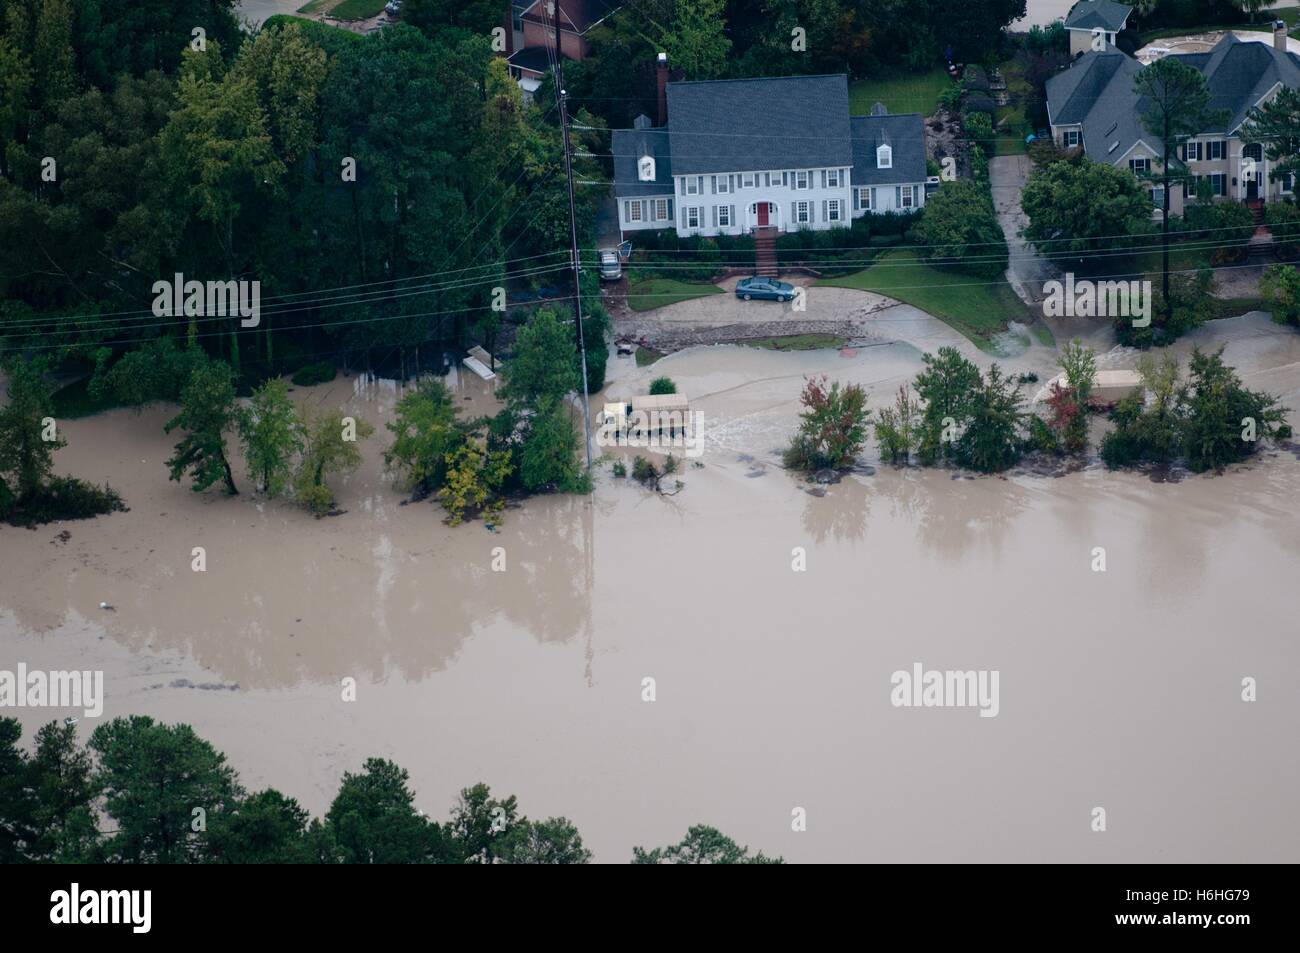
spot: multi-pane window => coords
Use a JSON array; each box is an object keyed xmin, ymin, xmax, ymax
[
  {"xmin": 1207, "ymin": 173, "xmax": 1227, "ymax": 196},
  {"xmin": 1207, "ymin": 140, "xmax": 1225, "ymax": 161},
  {"xmin": 627, "ymin": 200, "xmax": 642, "ymax": 222},
  {"xmin": 686, "ymin": 206, "xmax": 700, "ymax": 229},
  {"xmin": 827, "ymin": 169, "xmax": 841, "ymax": 188},
  {"xmin": 1283, "ymin": 173, "xmax": 1295, "ymax": 193},
  {"xmin": 685, "ymin": 177, "xmax": 699, "ymax": 195},
  {"xmin": 858, "ymin": 187, "xmax": 872, "ymax": 210},
  {"xmin": 1129, "ymin": 157, "xmax": 1150, "ymax": 175},
  {"xmin": 655, "ymin": 198, "xmax": 669, "ymax": 220},
  {"xmin": 742, "ymin": 173, "xmax": 757, "ymax": 189},
  {"xmin": 718, "ymin": 205, "xmax": 732, "ymax": 227},
  {"xmin": 825, "ymin": 200, "xmax": 843, "ymax": 222},
  {"xmin": 1185, "ymin": 141, "xmax": 1202, "ymax": 161},
  {"xmin": 795, "ymin": 201, "xmax": 811, "ymax": 224},
  {"xmin": 1063, "ymin": 129, "xmax": 1081, "ymax": 148},
  {"xmin": 1151, "ymin": 186, "xmax": 1165, "ymax": 209},
  {"xmin": 899, "ymin": 186, "xmax": 914, "ymax": 209},
  {"xmin": 795, "ymin": 171, "xmax": 810, "ymax": 189}
]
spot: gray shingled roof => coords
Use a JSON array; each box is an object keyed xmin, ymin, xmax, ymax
[
  {"xmin": 1063, "ymin": 0, "xmax": 1132, "ymax": 33},
  {"xmin": 850, "ymin": 114, "xmax": 927, "ymax": 185},
  {"xmin": 1047, "ymin": 35, "xmax": 1300, "ymax": 165},
  {"xmin": 664, "ymin": 74, "xmax": 852, "ymax": 175},
  {"xmin": 612, "ymin": 118, "xmax": 674, "ymax": 197}
]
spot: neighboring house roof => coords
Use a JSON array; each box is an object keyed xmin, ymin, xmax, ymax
[
  {"xmin": 665, "ymin": 74, "xmax": 853, "ymax": 175},
  {"xmin": 1063, "ymin": 0, "xmax": 1132, "ymax": 33},
  {"xmin": 1046, "ymin": 34, "xmax": 1300, "ymax": 164},
  {"xmin": 850, "ymin": 113, "xmax": 927, "ymax": 186},
  {"xmin": 612, "ymin": 115, "xmax": 674, "ymax": 196},
  {"xmin": 507, "ymin": 46, "xmax": 569, "ymax": 74},
  {"xmin": 520, "ymin": 0, "xmax": 618, "ymax": 35}
]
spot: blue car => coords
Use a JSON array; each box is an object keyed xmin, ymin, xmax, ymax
[{"xmin": 736, "ymin": 276, "xmax": 795, "ymax": 302}]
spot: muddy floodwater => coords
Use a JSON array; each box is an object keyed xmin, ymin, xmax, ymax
[{"xmin": 4, "ymin": 318, "xmax": 1300, "ymax": 863}]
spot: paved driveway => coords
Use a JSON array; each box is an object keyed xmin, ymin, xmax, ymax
[{"xmin": 989, "ymin": 154, "xmax": 1059, "ymax": 309}]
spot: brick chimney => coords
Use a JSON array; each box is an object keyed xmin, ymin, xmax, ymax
[
  {"xmin": 1275, "ymin": 20, "xmax": 1288, "ymax": 53},
  {"xmin": 656, "ymin": 52, "xmax": 669, "ymax": 127}
]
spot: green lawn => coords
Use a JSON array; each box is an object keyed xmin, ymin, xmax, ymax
[
  {"xmin": 635, "ymin": 346, "xmax": 664, "ymax": 367},
  {"xmin": 626, "ymin": 278, "xmax": 723, "ymax": 312},
  {"xmin": 742, "ymin": 333, "xmax": 849, "ymax": 351},
  {"xmin": 818, "ymin": 248, "xmax": 1029, "ymax": 351},
  {"xmin": 849, "ymin": 67, "xmax": 953, "ymax": 117},
  {"xmin": 295, "ymin": 0, "xmax": 334, "ymax": 12},
  {"xmin": 326, "ymin": 0, "xmax": 386, "ymax": 19}
]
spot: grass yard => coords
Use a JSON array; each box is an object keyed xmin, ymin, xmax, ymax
[
  {"xmin": 849, "ymin": 67, "xmax": 953, "ymax": 117},
  {"xmin": 625, "ymin": 278, "xmax": 723, "ymax": 312},
  {"xmin": 818, "ymin": 248, "xmax": 1029, "ymax": 351},
  {"xmin": 634, "ymin": 346, "xmax": 665, "ymax": 367},
  {"xmin": 295, "ymin": 0, "xmax": 335, "ymax": 13},
  {"xmin": 742, "ymin": 334, "xmax": 849, "ymax": 351},
  {"xmin": 331, "ymin": 0, "xmax": 387, "ymax": 17}
]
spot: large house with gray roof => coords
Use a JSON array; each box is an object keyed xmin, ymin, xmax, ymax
[
  {"xmin": 1047, "ymin": 24, "xmax": 1300, "ymax": 217},
  {"xmin": 612, "ymin": 73, "xmax": 928, "ymax": 239}
]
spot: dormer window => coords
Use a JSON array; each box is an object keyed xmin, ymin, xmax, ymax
[
  {"xmin": 877, "ymin": 145, "xmax": 892, "ymax": 169},
  {"xmin": 638, "ymin": 155, "xmax": 656, "ymax": 182}
]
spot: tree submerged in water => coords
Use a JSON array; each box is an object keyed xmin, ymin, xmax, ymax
[{"xmin": 783, "ymin": 375, "xmax": 870, "ymax": 472}]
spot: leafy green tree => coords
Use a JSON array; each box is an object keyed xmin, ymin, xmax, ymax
[
  {"xmin": 91, "ymin": 340, "xmax": 208, "ymax": 408},
  {"xmin": 403, "ymin": 0, "xmax": 503, "ymax": 37},
  {"xmin": 1021, "ymin": 153, "xmax": 1151, "ymax": 259},
  {"xmin": 783, "ymin": 375, "xmax": 870, "ymax": 470},
  {"xmin": 437, "ymin": 439, "xmax": 513, "ymax": 526},
  {"xmin": 0, "ymin": 355, "xmax": 63, "ymax": 499},
  {"xmin": 383, "ymin": 377, "xmax": 466, "ymax": 497},
  {"xmin": 500, "ymin": 816, "xmax": 592, "ymax": 865},
  {"xmin": 1261, "ymin": 263, "xmax": 1300, "ymax": 327},
  {"xmin": 913, "ymin": 346, "xmax": 982, "ymax": 464},
  {"xmin": 519, "ymin": 396, "xmax": 584, "ymax": 492},
  {"xmin": 89, "ymin": 716, "xmax": 243, "ymax": 863},
  {"xmin": 632, "ymin": 824, "xmax": 783, "ymax": 864},
  {"xmin": 294, "ymin": 408, "xmax": 374, "ymax": 515},
  {"xmin": 25, "ymin": 721, "xmax": 100, "ymax": 863},
  {"xmin": 913, "ymin": 178, "xmax": 1007, "ymax": 278},
  {"xmin": 0, "ymin": 718, "xmax": 35, "ymax": 863},
  {"xmin": 1133, "ymin": 57, "xmax": 1225, "ymax": 318},
  {"xmin": 205, "ymin": 789, "xmax": 313, "ymax": 864},
  {"xmin": 448, "ymin": 783, "xmax": 519, "ymax": 864},
  {"xmin": 1056, "ymin": 339, "xmax": 1096, "ymax": 452},
  {"xmin": 325, "ymin": 758, "xmax": 449, "ymax": 864},
  {"xmin": 658, "ymin": 0, "xmax": 732, "ymax": 80},
  {"xmin": 1183, "ymin": 346, "xmax": 1288, "ymax": 471},
  {"xmin": 164, "ymin": 359, "xmax": 240, "ymax": 495},
  {"xmin": 874, "ymin": 384, "xmax": 919, "ymax": 463},
  {"xmin": 238, "ymin": 377, "xmax": 302, "ymax": 495},
  {"xmin": 500, "ymin": 308, "xmax": 579, "ymax": 409},
  {"xmin": 954, "ymin": 363, "xmax": 1025, "ymax": 473}
]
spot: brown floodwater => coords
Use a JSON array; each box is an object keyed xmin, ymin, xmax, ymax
[{"xmin": 3, "ymin": 314, "xmax": 1300, "ymax": 863}]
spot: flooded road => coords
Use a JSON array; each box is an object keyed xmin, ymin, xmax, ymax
[{"xmin": 3, "ymin": 321, "xmax": 1300, "ymax": 862}]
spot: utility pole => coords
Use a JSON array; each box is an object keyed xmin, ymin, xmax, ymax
[{"xmin": 553, "ymin": 6, "xmax": 593, "ymax": 468}]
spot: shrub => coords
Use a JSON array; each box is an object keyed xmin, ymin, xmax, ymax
[
  {"xmin": 1115, "ymin": 270, "xmax": 1213, "ymax": 348},
  {"xmin": 782, "ymin": 376, "xmax": 870, "ymax": 471},
  {"xmin": 912, "ymin": 179, "xmax": 1007, "ymax": 278},
  {"xmin": 649, "ymin": 377, "xmax": 676, "ymax": 395},
  {"xmin": 631, "ymin": 455, "xmax": 658, "ymax": 484},
  {"xmin": 1266, "ymin": 201, "xmax": 1300, "ymax": 258},
  {"xmin": 611, "ymin": 460, "xmax": 627, "ymax": 478},
  {"xmin": 291, "ymin": 361, "xmax": 337, "ymax": 386},
  {"xmin": 3, "ymin": 476, "xmax": 126, "ymax": 527}
]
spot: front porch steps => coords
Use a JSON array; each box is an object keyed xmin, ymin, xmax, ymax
[{"xmin": 754, "ymin": 226, "xmax": 779, "ymax": 277}]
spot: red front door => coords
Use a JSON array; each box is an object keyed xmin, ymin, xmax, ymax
[{"xmin": 757, "ymin": 202, "xmax": 769, "ymax": 226}]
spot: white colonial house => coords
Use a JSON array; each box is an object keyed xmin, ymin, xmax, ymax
[{"xmin": 612, "ymin": 73, "xmax": 928, "ymax": 239}]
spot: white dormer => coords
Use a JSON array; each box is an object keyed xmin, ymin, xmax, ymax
[
  {"xmin": 877, "ymin": 144, "xmax": 892, "ymax": 169},
  {"xmin": 638, "ymin": 155, "xmax": 656, "ymax": 182}
]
